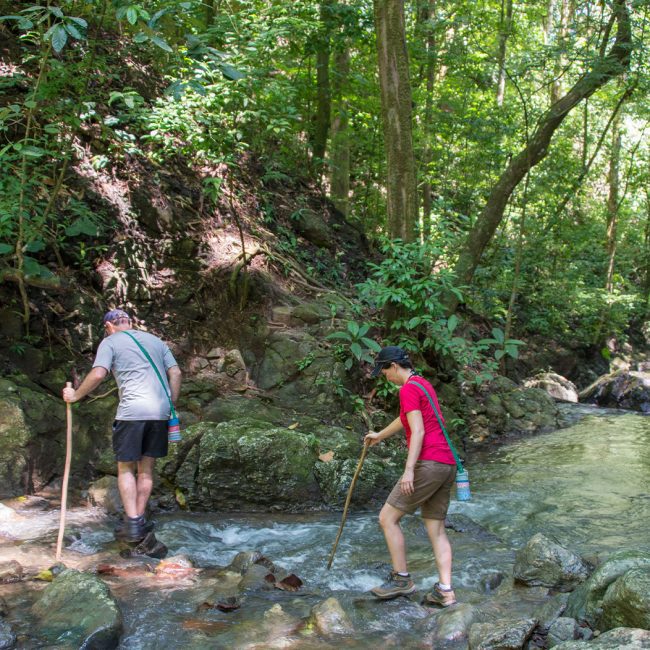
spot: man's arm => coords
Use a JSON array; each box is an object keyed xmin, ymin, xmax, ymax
[
  {"xmin": 62, "ymin": 367, "xmax": 108, "ymax": 402},
  {"xmin": 167, "ymin": 365, "xmax": 182, "ymax": 405}
]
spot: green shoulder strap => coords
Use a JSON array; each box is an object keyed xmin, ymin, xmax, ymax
[
  {"xmin": 123, "ymin": 331, "xmax": 176, "ymax": 419},
  {"xmin": 408, "ymin": 379, "xmax": 464, "ymax": 472}
]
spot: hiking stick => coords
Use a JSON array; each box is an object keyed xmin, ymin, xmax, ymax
[
  {"xmin": 55, "ymin": 382, "xmax": 73, "ymax": 561},
  {"xmin": 327, "ymin": 439, "xmax": 370, "ymax": 570}
]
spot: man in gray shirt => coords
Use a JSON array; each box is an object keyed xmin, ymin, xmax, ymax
[{"xmin": 63, "ymin": 309, "xmax": 182, "ymax": 542}]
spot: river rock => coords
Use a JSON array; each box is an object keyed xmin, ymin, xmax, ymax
[
  {"xmin": 523, "ymin": 373, "xmax": 578, "ymax": 403},
  {"xmin": 468, "ymin": 617, "xmax": 537, "ymax": 649},
  {"xmin": 533, "ymin": 592, "xmax": 569, "ymax": 633},
  {"xmin": 565, "ymin": 549, "xmax": 650, "ymax": 625},
  {"xmin": 514, "ymin": 533, "xmax": 590, "ymax": 591},
  {"xmin": 0, "ymin": 621, "xmax": 16, "ymax": 650},
  {"xmin": 88, "ymin": 476, "xmax": 122, "ymax": 514},
  {"xmin": 599, "ymin": 566, "xmax": 650, "ymax": 630},
  {"xmin": 430, "ymin": 603, "xmax": 478, "ymax": 643},
  {"xmin": 0, "ymin": 381, "xmax": 33, "ymax": 498},
  {"xmin": 579, "ymin": 370, "xmax": 650, "ymax": 412},
  {"xmin": 0, "ymin": 561, "xmax": 22, "ymax": 584},
  {"xmin": 31, "ymin": 569, "xmax": 122, "ymax": 648},
  {"xmin": 309, "ymin": 597, "xmax": 354, "ymax": 636},
  {"xmin": 547, "ymin": 617, "xmax": 580, "ymax": 647},
  {"xmin": 553, "ymin": 627, "xmax": 650, "ymax": 649},
  {"xmin": 173, "ymin": 418, "xmax": 321, "ymax": 511}
]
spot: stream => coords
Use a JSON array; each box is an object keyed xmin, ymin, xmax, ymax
[{"xmin": 1, "ymin": 405, "xmax": 649, "ymax": 648}]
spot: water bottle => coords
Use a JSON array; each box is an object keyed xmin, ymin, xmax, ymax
[
  {"xmin": 455, "ymin": 468, "xmax": 471, "ymax": 501},
  {"xmin": 168, "ymin": 416, "xmax": 182, "ymax": 443}
]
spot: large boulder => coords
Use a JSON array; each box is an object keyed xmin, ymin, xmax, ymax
[
  {"xmin": 31, "ymin": 569, "xmax": 122, "ymax": 648},
  {"xmin": 580, "ymin": 370, "xmax": 650, "ymax": 412},
  {"xmin": 0, "ymin": 381, "xmax": 32, "ymax": 497},
  {"xmin": 599, "ymin": 567, "xmax": 650, "ymax": 630},
  {"xmin": 565, "ymin": 550, "xmax": 650, "ymax": 626},
  {"xmin": 174, "ymin": 418, "xmax": 321, "ymax": 510},
  {"xmin": 309, "ymin": 597, "xmax": 354, "ymax": 636},
  {"xmin": 553, "ymin": 627, "xmax": 650, "ymax": 649},
  {"xmin": 514, "ymin": 533, "xmax": 590, "ymax": 591},
  {"xmin": 292, "ymin": 208, "xmax": 332, "ymax": 248},
  {"xmin": 523, "ymin": 373, "xmax": 578, "ymax": 403}
]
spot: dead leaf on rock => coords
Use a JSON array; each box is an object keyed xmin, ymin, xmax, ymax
[
  {"xmin": 319, "ymin": 450, "xmax": 335, "ymax": 462},
  {"xmin": 288, "ymin": 422, "xmax": 299, "ymax": 429}
]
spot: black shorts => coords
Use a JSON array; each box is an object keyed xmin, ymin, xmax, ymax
[{"xmin": 112, "ymin": 420, "xmax": 168, "ymax": 462}]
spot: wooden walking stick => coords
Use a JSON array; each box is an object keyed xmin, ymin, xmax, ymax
[
  {"xmin": 327, "ymin": 439, "xmax": 370, "ymax": 570},
  {"xmin": 56, "ymin": 382, "xmax": 73, "ymax": 561}
]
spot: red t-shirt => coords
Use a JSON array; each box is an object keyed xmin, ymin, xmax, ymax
[{"xmin": 399, "ymin": 376, "xmax": 456, "ymax": 465}]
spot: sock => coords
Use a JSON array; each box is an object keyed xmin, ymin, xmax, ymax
[
  {"xmin": 438, "ymin": 582, "xmax": 451, "ymax": 590},
  {"xmin": 397, "ymin": 572, "xmax": 410, "ymax": 577}
]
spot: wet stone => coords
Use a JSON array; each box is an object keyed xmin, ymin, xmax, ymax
[
  {"xmin": 547, "ymin": 617, "xmax": 580, "ymax": 647},
  {"xmin": 309, "ymin": 597, "xmax": 354, "ymax": 636},
  {"xmin": 31, "ymin": 569, "xmax": 122, "ymax": 649},
  {"xmin": 514, "ymin": 533, "xmax": 590, "ymax": 591},
  {"xmin": 552, "ymin": 627, "xmax": 650, "ymax": 649},
  {"xmin": 0, "ymin": 561, "xmax": 22, "ymax": 584},
  {"xmin": 0, "ymin": 620, "xmax": 16, "ymax": 650},
  {"xmin": 468, "ymin": 617, "xmax": 537, "ymax": 649}
]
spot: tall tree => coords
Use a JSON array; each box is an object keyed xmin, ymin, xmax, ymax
[
  {"xmin": 313, "ymin": 0, "xmax": 333, "ymax": 175},
  {"xmin": 373, "ymin": 0, "xmax": 418, "ymax": 242},
  {"xmin": 446, "ymin": 0, "xmax": 632, "ymax": 312},
  {"xmin": 329, "ymin": 44, "xmax": 351, "ymax": 216},
  {"xmin": 605, "ymin": 113, "xmax": 622, "ymax": 292},
  {"xmin": 495, "ymin": 0, "xmax": 514, "ymax": 107}
]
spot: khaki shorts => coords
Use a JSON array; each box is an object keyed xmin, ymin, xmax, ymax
[{"xmin": 387, "ymin": 461, "xmax": 456, "ymax": 520}]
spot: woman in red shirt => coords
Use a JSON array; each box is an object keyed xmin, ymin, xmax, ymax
[{"xmin": 365, "ymin": 346, "xmax": 457, "ymax": 606}]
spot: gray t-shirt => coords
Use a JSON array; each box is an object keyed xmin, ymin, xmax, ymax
[{"xmin": 93, "ymin": 330, "xmax": 178, "ymax": 421}]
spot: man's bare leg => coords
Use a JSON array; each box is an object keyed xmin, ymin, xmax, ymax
[
  {"xmin": 117, "ymin": 461, "xmax": 139, "ymax": 518},
  {"xmin": 136, "ymin": 456, "xmax": 155, "ymax": 517}
]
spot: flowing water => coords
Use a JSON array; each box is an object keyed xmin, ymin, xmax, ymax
[{"xmin": 1, "ymin": 406, "xmax": 650, "ymax": 648}]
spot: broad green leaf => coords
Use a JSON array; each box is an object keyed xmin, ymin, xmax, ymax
[
  {"xmin": 358, "ymin": 323, "xmax": 370, "ymax": 337},
  {"xmin": 350, "ymin": 342, "xmax": 362, "ymax": 360},
  {"xmin": 64, "ymin": 22, "xmax": 83, "ymax": 39},
  {"xmin": 325, "ymin": 332, "xmax": 351, "ymax": 341},
  {"xmin": 347, "ymin": 321, "xmax": 359, "ymax": 337},
  {"xmin": 69, "ymin": 16, "xmax": 87, "ymax": 28},
  {"xmin": 0, "ymin": 243, "xmax": 13, "ymax": 255},
  {"xmin": 133, "ymin": 32, "xmax": 148, "ymax": 43},
  {"xmin": 23, "ymin": 256, "xmax": 53, "ymax": 278},
  {"xmin": 43, "ymin": 124, "xmax": 59, "ymax": 134},
  {"xmin": 505, "ymin": 345, "xmax": 519, "ymax": 359},
  {"xmin": 491, "ymin": 327, "xmax": 505, "ymax": 344},
  {"xmin": 126, "ymin": 7, "xmax": 138, "ymax": 25},
  {"xmin": 361, "ymin": 337, "xmax": 381, "ymax": 352},
  {"xmin": 49, "ymin": 7, "xmax": 64, "ymax": 18},
  {"xmin": 220, "ymin": 63, "xmax": 246, "ymax": 80},
  {"xmin": 494, "ymin": 349, "xmax": 505, "ymax": 360},
  {"xmin": 150, "ymin": 35, "xmax": 172, "ymax": 52},
  {"xmin": 25, "ymin": 240, "xmax": 45, "ymax": 253},
  {"xmin": 447, "ymin": 314, "xmax": 458, "ymax": 332},
  {"xmin": 65, "ymin": 216, "xmax": 99, "ymax": 237},
  {"xmin": 21, "ymin": 145, "xmax": 47, "ymax": 157},
  {"xmin": 407, "ymin": 316, "xmax": 421, "ymax": 328},
  {"xmin": 51, "ymin": 24, "xmax": 68, "ymax": 52}
]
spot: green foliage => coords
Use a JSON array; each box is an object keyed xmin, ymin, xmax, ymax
[
  {"xmin": 326, "ymin": 321, "xmax": 381, "ymax": 371},
  {"xmin": 478, "ymin": 328, "xmax": 526, "ymax": 361}
]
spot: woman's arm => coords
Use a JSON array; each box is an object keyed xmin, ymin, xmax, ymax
[
  {"xmin": 364, "ymin": 416, "xmax": 403, "ymax": 446},
  {"xmin": 400, "ymin": 410, "xmax": 425, "ymax": 495}
]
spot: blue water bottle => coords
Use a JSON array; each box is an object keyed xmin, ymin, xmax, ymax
[
  {"xmin": 455, "ymin": 468, "xmax": 471, "ymax": 501},
  {"xmin": 168, "ymin": 415, "xmax": 182, "ymax": 443}
]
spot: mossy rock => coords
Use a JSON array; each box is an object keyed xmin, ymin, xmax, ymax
[{"xmin": 31, "ymin": 569, "xmax": 122, "ymax": 648}]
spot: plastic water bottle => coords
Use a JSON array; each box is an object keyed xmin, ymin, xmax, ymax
[
  {"xmin": 168, "ymin": 416, "xmax": 182, "ymax": 443},
  {"xmin": 455, "ymin": 468, "xmax": 471, "ymax": 501}
]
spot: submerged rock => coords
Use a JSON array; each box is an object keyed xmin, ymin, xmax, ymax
[
  {"xmin": 309, "ymin": 597, "xmax": 354, "ymax": 636},
  {"xmin": 565, "ymin": 549, "xmax": 650, "ymax": 626},
  {"xmin": 599, "ymin": 566, "xmax": 650, "ymax": 630},
  {"xmin": 0, "ymin": 620, "xmax": 16, "ymax": 650},
  {"xmin": 514, "ymin": 533, "xmax": 590, "ymax": 591},
  {"xmin": 468, "ymin": 617, "xmax": 537, "ymax": 649},
  {"xmin": 553, "ymin": 627, "xmax": 650, "ymax": 649},
  {"xmin": 31, "ymin": 569, "xmax": 122, "ymax": 648}
]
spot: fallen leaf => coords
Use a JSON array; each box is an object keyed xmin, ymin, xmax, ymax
[
  {"xmin": 274, "ymin": 573, "xmax": 303, "ymax": 592},
  {"xmin": 319, "ymin": 450, "xmax": 335, "ymax": 462},
  {"xmin": 288, "ymin": 422, "xmax": 299, "ymax": 429}
]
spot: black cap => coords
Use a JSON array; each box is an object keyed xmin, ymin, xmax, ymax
[{"xmin": 371, "ymin": 346, "xmax": 410, "ymax": 377}]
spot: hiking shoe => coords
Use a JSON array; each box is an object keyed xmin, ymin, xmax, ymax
[
  {"xmin": 370, "ymin": 571, "xmax": 416, "ymax": 600},
  {"xmin": 114, "ymin": 516, "xmax": 147, "ymax": 543},
  {"xmin": 114, "ymin": 515, "xmax": 154, "ymax": 539},
  {"xmin": 425, "ymin": 582, "xmax": 457, "ymax": 607}
]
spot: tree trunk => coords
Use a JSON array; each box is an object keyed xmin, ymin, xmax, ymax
[
  {"xmin": 605, "ymin": 114, "xmax": 622, "ymax": 292},
  {"xmin": 643, "ymin": 189, "xmax": 650, "ymax": 311},
  {"xmin": 551, "ymin": 0, "xmax": 571, "ymax": 104},
  {"xmin": 446, "ymin": 0, "xmax": 632, "ymax": 313},
  {"xmin": 312, "ymin": 0, "xmax": 333, "ymax": 175},
  {"xmin": 374, "ymin": 0, "xmax": 418, "ymax": 242},
  {"xmin": 420, "ymin": 0, "xmax": 438, "ymax": 238},
  {"xmin": 496, "ymin": 0, "xmax": 514, "ymax": 107},
  {"xmin": 329, "ymin": 46, "xmax": 351, "ymax": 217}
]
